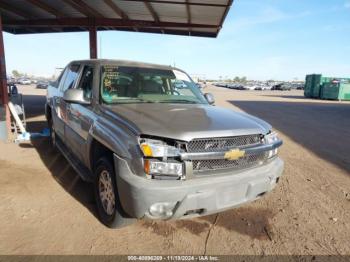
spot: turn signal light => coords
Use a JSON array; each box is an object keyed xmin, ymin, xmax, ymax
[{"xmin": 141, "ymin": 144, "xmax": 153, "ymax": 157}]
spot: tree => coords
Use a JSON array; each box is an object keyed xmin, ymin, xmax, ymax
[
  {"xmin": 241, "ymin": 76, "xmax": 247, "ymax": 83},
  {"xmin": 12, "ymin": 70, "xmax": 23, "ymax": 78},
  {"xmin": 234, "ymin": 76, "xmax": 240, "ymax": 82}
]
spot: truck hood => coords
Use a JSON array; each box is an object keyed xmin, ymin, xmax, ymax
[{"xmin": 102, "ymin": 103, "xmax": 271, "ymax": 141}]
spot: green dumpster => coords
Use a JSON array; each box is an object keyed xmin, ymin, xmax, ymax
[
  {"xmin": 304, "ymin": 74, "xmax": 344, "ymax": 99},
  {"xmin": 321, "ymin": 80, "xmax": 350, "ymax": 101},
  {"xmin": 310, "ymin": 74, "xmax": 321, "ymax": 98},
  {"xmin": 304, "ymin": 75, "xmax": 314, "ymax": 98}
]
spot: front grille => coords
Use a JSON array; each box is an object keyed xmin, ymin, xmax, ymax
[
  {"xmin": 187, "ymin": 134, "xmax": 262, "ymax": 153},
  {"xmin": 187, "ymin": 135, "xmax": 268, "ymax": 173},
  {"xmin": 192, "ymin": 152, "xmax": 268, "ymax": 172}
]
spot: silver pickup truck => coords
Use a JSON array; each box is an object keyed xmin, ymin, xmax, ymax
[{"xmin": 46, "ymin": 59, "xmax": 284, "ymax": 228}]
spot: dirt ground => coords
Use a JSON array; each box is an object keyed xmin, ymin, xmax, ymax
[{"xmin": 0, "ymin": 85, "xmax": 349, "ymax": 255}]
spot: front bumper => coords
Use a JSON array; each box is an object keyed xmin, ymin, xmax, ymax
[{"xmin": 114, "ymin": 155, "xmax": 284, "ymax": 219}]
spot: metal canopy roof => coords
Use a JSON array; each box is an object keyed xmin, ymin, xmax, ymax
[{"xmin": 0, "ymin": 0, "xmax": 233, "ymax": 37}]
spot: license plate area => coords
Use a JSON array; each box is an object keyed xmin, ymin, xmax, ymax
[{"xmin": 216, "ymin": 184, "xmax": 248, "ymax": 208}]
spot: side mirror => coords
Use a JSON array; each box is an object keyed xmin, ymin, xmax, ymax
[
  {"xmin": 204, "ymin": 93, "xmax": 215, "ymax": 105},
  {"xmin": 63, "ymin": 89, "xmax": 90, "ymax": 105}
]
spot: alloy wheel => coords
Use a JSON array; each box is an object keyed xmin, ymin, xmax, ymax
[{"xmin": 98, "ymin": 170, "xmax": 116, "ymax": 215}]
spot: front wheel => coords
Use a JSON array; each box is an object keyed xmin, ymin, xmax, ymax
[{"xmin": 94, "ymin": 157, "xmax": 135, "ymax": 228}]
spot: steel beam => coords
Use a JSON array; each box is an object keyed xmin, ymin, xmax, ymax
[
  {"xmin": 185, "ymin": 0, "xmax": 191, "ymax": 35},
  {"xmin": 122, "ymin": 0, "xmax": 230, "ymax": 7},
  {"xmin": 4, "ymin": 18, "xmax": 219, "ymax": 29},
  {"xmin": 103, "ymin": 0, "xmax": 128, "ymax": 20},
  {"xmin": 62, "ymin": 0, "xmax": 104, "ymax": 18},
  {"xmin": 103, "ymin": 0, "xmax": 139, "ymax": 32},
  {"xmin": 144, "ymin": 1, "xmax": 160, "ymax": 23},
  {"xmin": 0, "ymin": 2, "xmax": 31, "ymax": 19},
  {"xmin": 26, "ymin": 0, "xmax": 64, "ymax": 17}
]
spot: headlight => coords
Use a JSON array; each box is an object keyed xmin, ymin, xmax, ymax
[
  {"xmin": 265, "ymin": 131, "xmax": 279, "ymax": 158},
  {"xmin": 140, "ymin": 138, "xmax": 184, "ymax": 179},
  {"xmin": 144, "ymin": 159, "xmax": 184, "ymax": 179},
  {"xmin": 139, "ymin": 138, "xmax": 180, "ymax": 157}
]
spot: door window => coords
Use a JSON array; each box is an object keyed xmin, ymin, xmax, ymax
[
  {"xmin": 77, "ymin": 65, "xmax": 94, "ymax": 100},
  {"xmin": 61, "ymin": 64, "xmax": 80, "ymax": 92}
]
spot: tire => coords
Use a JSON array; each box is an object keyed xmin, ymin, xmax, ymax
[
  {"xmin": 94, "ymin": 157, "xmax": 135, "ymax": 228},
  {"xmin": 48, "ymin": 117, "xmax": 56, "ymax": 149}
]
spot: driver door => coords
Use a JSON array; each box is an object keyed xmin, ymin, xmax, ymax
[{"xmin": 65, "ymin": 64, "xmax": 95, "ymax": 164}]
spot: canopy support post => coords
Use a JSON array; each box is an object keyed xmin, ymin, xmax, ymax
[
  {"xmin": 89, "ymin": 26, "xmax": 97, "ymax": 59},
  {"xmin": 0, "ymin": 14, "xmax": 10, "ymax": 141}
]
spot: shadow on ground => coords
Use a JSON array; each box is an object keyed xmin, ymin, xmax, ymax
[
  {"xmin": 141, "ymin": 207, "xmax": 274, "ymax": 240},
  {"xmin": 21, "ymin": 120, "xmax": 99, "ymax": 220},
  {"xmin": 22, "ymin": 94, "xmax": 47, "ymax": 119},
  {"xmin": 230, "ymin": 100, "xmax": 350, "ymax": 173},
  {"xmin": 261, "ymin": 94, "xmax": 307, "ymax": 100}
]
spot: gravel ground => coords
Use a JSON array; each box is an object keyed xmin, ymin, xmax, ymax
[{"xmin": 0, "ymin": 85, "xmax": 349, "ymax": 255}]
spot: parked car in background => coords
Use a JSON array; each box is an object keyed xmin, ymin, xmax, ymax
[
  {"xmin": 271, "ymin": 84, "xmax": 291, "ymax": 91},
  {"xmin": 36, "ymin": 81, "xmax": 49, "ymax": 89},
  {"xmin": 262, "ymin": 84, "xmax": 272, "ymax": 90},
  {"xmin": 46, "ymin": 59, "xmax": 284, "ymax": 228},
  {"xmin": 18, "ymin": 79, "xmax": 31, "ymax": 85}
]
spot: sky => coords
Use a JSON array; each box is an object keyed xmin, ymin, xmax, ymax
[{"xmin": 3, "ymin": 0, "xmax": 350, "ymax": 81}]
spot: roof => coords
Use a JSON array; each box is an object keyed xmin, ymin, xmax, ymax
[
  {"xmin": 70, "ymin": 58, "xmax": 179, "ymax": 71},
  {"xmin": 0, "ymin": 0, "xmax": 233, "ymax": 37}
]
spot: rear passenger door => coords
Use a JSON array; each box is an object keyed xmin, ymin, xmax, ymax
[
  {"xmin": 51, "ymin": 66, "xmax": 68, "ymax": 139},
  {"xmin": 65, "ymin": 64, "xmax": 96, "ymax": 164}
]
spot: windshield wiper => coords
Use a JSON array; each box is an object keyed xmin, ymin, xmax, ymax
[
  {"xmin": 159, "ymin": 99, "xmax": 198, "ymax": 104},
  {"xmin": 108, "ymin": 98, "xmax": 157, "ymax": 104}
]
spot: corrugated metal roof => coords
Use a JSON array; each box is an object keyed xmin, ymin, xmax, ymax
[{"xmin": 0, "ymin": 0, "xmax": 233, "ymax": 37}]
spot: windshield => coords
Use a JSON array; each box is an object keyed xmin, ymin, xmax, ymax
[{"xmin": 100, "ymin": 65, "xmax": 208, "ymax": 104}]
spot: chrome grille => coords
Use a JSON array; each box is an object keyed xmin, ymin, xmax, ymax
[
  {"xmin": 187, "ymin": 134, "xmax": 268, "ymax": 173},
  {"xmin": 192, "ymin": 152, "xmax": 268, "ymax": 172},
  {"xmin": 187, "ymin": 134, "xmax": 262, "ymax": 153}
]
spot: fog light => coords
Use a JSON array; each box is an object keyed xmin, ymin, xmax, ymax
[{"xmin": 149, "ymin": 202, "xmax": 176, "ymax": 219}]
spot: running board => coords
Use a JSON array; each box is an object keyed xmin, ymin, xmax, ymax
[{"xmin": 56, "ymin": 138, "xmax": 94, "ymax": 183}]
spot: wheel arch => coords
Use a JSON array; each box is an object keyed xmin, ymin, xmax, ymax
[{"xmin": 89, "ymin": 138, "xmax": 114, "ymax": 173}]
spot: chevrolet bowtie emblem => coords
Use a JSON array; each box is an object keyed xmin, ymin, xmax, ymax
[{"xmin": 224, "ymin": 149, "xmax": 245, "ymax": 160}]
